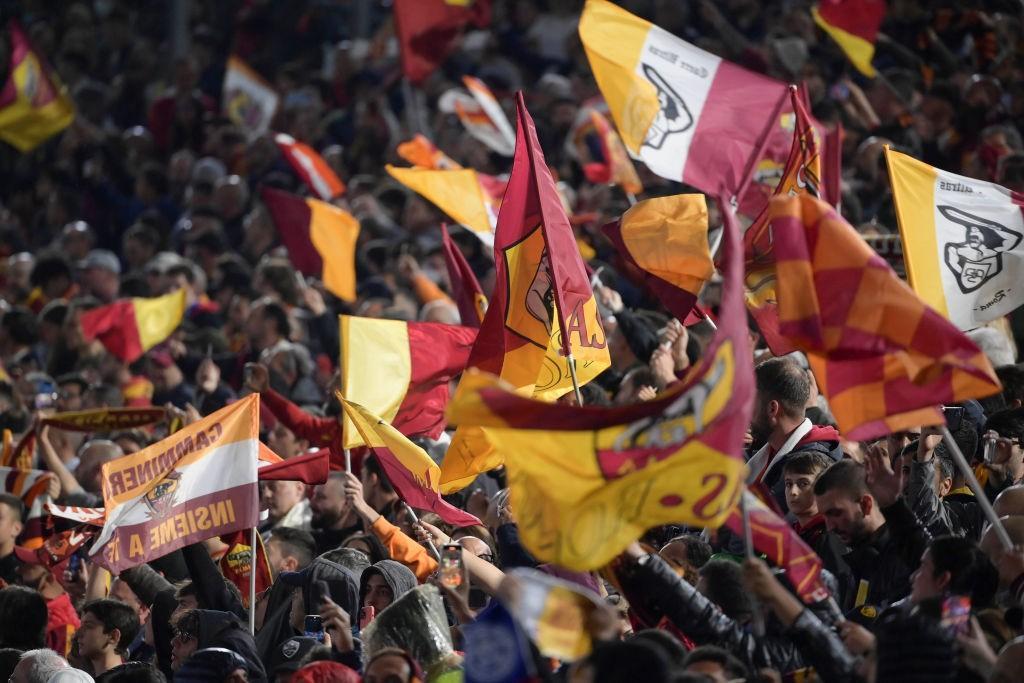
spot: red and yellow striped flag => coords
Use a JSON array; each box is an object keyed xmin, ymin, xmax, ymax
[
  {"xmin": 770, "ymin": 194, "xmax": 1000, "ymax": 440},
  {"xmin": 79, "ymin": 290, "xmax": 187, "ymax": 363},
  {"xmin": 812, "ymin": 0, "xmax": 886, "ymax": 78}
]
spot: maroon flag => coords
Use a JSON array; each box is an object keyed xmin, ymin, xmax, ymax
[
  {"xmin": 393, "ymin": 0, "xmax": 491, "ymax": 84},
  {"xmin": 258, "ymin": 449, "xmax": 330, "ymax": 485},
  {"xmin": 441, "ymin": 224, "xmax": 487, "ymax": 327}
]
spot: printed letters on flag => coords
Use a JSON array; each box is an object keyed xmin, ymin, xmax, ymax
[
  {"xmin": 90, "ymin": 395, "xmax": 260, "ymax": 573},
  {"xmin": 0, "ymin": 21, "xmax": 74, "ymax": 152},
  {"xmin": 579, "ymin": 0, "xmax": 788, "ymax": 195},
  {"xmin": 725, "ymin": 491, "xmax": 830, "ymax": 604},
  {"xmin": 393, "ymin": 0, "xmax": 491, "ymax": 84},
  {"xmin": 274, "ymin": 133, "xmax": 345, "ymax": 200},
  {"xmin": 260, "ymin": 186, "xmax": 360, "ymax": 301},
  {"xmin": 886, "ymin": 147, "xmax": 1024, "ymax": 330},
  {"xmin": 222, "ymin": 55, "xmax": 278, "ymax": 137},
  {"xmin": 769, "ymin": 194, "xmax": 1000, "ymax": 439},
  {"xmin": 601, "ymin": 194, "xmax": 713, "ymax": 323},
  {"xmin": 79, "ymin": 289, "xmax": 187, "ymax": 363},
  {"xmin": 340, "ymin": 398, "xmax": 481, "ymax": 527},
  {"xmin": 445, "ymin": 192, "xmax": 753, "ymax": 568},
  {"xmin": 812, "ymin": 0, "xmax": 886, "ymax": 77},
  {"xmin": 442, "ymin": 224, "xmax": 488, "ymax": 327},
  {"xmin": 340, "ymin": 316, "xmax": 476, "ymax": 449},
  {"xmin": 439, "ymin": 94, "xmax": 611, "ymax": 494}
]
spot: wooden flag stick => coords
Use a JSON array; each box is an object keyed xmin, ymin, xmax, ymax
[
  {"xmin": 942, "ymin": 426, "xmax": 1014, "ymax": 550},
  {"xmin": 567, "ymin": 353, "xmax": 584, "ymax": 406},
  {"xmin": 248, "ymin": 525, "xmax": 258, "ymax": 634}
]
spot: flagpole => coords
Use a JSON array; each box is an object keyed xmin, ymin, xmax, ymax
[
  {"xmin": 941, "ymin": 426, "xmax": 1014, "ymax": 550},
  {"xmin": 740, "ymin": 492, "xmax": 766, "ymax": 638},
  {"xmin": 625, "ymin": 191, "xmax": 638, "ymax": 206},
  {"xmin": 566, "ymin": 353, "xmax": 584, "ymax": 406},
  {"xmin": 732, "ymin": 87, "xmax": 791, "ymax": 205},
  {"xmin": 404, "ymin": 503, "xmax": 442, "ymax": 560},
  {"xmin": 248, "ymin": 525, "xmax": 258, "ymax": 634},
  {"xmin": 344, "ymin": 449, "xmax": 351, "ymax": 473}
]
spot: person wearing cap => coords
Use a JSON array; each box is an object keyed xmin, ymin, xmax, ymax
[
  {"xmin": 14, "ymin": 546, "xmax": 80, "ymax": 658},
  {"xmin": 269, "ymin": 636, "xmax": 323, "ymax": 682},
  {"xmin": 77, "ymin": 250, "xmax": 121, "ymax": 304},
  {"xmin": 363, "ymin": 648, "xmax": 423, "ymax": 683}
]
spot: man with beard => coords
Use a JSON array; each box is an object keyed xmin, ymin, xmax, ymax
[
  {"xmin": 309, "ymin": 472, "xmax": 362, "ymax": 555},
  {"xmin": 745, "ymin": 357, "xmax": 843, "ymax": 511},
  {"xmin": 813, "ymin": 459, "xmax": 916, "ymax": 611}
]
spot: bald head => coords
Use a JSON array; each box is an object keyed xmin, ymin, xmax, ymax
[
  {"xmin": 994, "ymin": 486, "xmax": 1024, "ymax": 518},
  {"xmin": 981, "ymin": 516, "xmax": 1024, "ymax": 585},
  {"xmin": 992, "ymin": 637, "xmax": 1024, "ymax": 683},
  {"xmin": 76, "ymin": 439, "xmax": 124, "ymax": 494}
]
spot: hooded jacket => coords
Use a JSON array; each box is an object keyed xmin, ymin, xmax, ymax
[
  {"xmin": 359, "ymin": 559, "xmax": 418, "ymax": 609},
  {"xmin": 750, "ymin": 421, "xmax": 844, "ymax": 512},
  {"xmin": 193, "ymin": 609, "xmax": 267, "ymax": 682}
]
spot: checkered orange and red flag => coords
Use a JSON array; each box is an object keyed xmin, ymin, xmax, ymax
[{"xmin": 769, "ymin": 193, "xmax": 1000, "ymax": 440}]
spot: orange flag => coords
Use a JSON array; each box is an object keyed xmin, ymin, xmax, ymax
[{"xmin": 769, "ymin": 194, "xmax": 1000, "ymax": 439}]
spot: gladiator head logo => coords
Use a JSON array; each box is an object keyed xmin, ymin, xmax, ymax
[
  {"xmin": 940, "ymin": 205, "xmax": 1022, "ymax": 294},
  {"xmin": 640, "ymin": 64, "xmax": 693, "ymax": 150}
]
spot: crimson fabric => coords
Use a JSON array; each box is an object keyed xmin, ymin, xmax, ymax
[
  {"xmin": 260, "ymin": 186, "xmax": 322, "ymax": 276},
  {"xmin": 441, "ymin": 224, "xmax": 485, "ymax": 327},
  {"xmin": 393, "ymin": 0, "xmax": 491, "ymax": 84},
  {"xmin": 258, "ymin": 449, "xmax": 330, "ymax": 485},
  {"xmin": 373, "ymin": 445, "xmax": 481, "ymax": 527},
  {"xmin": 397, "ymin": 322, "xmax": 477, "ymax": 439},
  {"xmin": 79, "ymin": 299, "xmax": 141, "ymax": 362},
  {"xmin": 260, "ymin": 389, "xmax": 364, "ymax": 473}
]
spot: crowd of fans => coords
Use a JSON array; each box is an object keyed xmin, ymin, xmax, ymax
[{"xmin": 1, "ymin": 0, "xmax": 1024, "ymax": 681}]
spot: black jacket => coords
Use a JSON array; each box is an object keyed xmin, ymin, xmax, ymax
[
  {"xmin": 194, "ymin": 609, "xmax": 267, "ymax": 682},
  {"xmin": 907, "ymin": 458, "xmax": 984, "ymax": 540}
]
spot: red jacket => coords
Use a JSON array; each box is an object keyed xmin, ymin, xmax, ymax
[{"xmin": 46, "ymin": 592, "xmax": 80, "ymax": 657}]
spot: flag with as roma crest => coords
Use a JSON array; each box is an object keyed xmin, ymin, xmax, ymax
[{"xmin": 439, "ymin": 92, "xmax": 610, "ymax": 493}]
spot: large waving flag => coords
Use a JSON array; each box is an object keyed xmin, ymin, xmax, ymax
[
  {"xmin": 579, "ymin": 0, "xmax": 788, "ymax": 196},
  {"xmin": 90, "ymin": 395, "xmax": 260, "ymax": 573},
  {"xmin": 442, "ymin": 225, "xmax": 487, "ymax": 327},
  {"xmin": 80, "ymin": 289, "xmax": 187, "ymax": 363},
  {"xmin": 770, "ymin": 194, "xmax": 1000, "ymax": 439},
  {"xmin": 812, "ymin": 0, "xmax": 886, "ymax": 78},
  {"xmin": 341, "ymin": 398, "xmax": 481, "ymax": 527},
  {"xmin": 439, "ymin": 94, "xmax": 611, "ymax": 493},
  {"xmin": 0, "ymin": 21, "xmax": 74, "ymax": 152},
  {"xmin": 601, "ymin": 194, "xmax": 713, "ymax": 323},
  {"xmin": 260, "ymin": 186, "xmax": 360, "ymax": 301},
  {"xmin": 446, "ymin": 192, "xmax": 753, "ymax": 569},
  {"xmin": 386, "ymin": 165, "xmax": 498, "ymax": 245},
  {"xmin": 745, "ymin": 88, "xmax": 823, "ymax": 354},
  {"xmin": 885, "ymin": 148, "xmax": 1024, "ymax": 330},
  {"xmin": 340, "ymin": 316, "xmax": 476, "ymax": 449},
  {"xmin": 393, "ymin": 0, "xmax": 491, "ymax": 84},
  {"xmin": 222, "ymin": 55, "xmax": 278, "ymax": 137},
  {"xmin": 274, "ymin": 133, "xmax": 345, "ymax": 200}
]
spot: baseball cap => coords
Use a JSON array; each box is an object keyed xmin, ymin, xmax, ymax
[
  {"xmin": 271, "ymin": 637, "xmax": 320, "ymax": 676},
  {"xmin": 77, "ymin": 249, "xmax": 121, "ymax": 275}
]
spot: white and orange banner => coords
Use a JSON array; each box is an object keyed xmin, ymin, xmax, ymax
[
  {"xmin": 275, "ymin": 133, "xmax": 345, "ymax": 200},
  {"xmin": 89, "ymin": 395, "xmax": 260, "ymax": 573},
  {"xmin": 440, "ymin": 76, "xmax": 516, "ymax": 156},
  {"xmin": 222, "ymin": 55, "xmax": 279, "ymax": 137}
]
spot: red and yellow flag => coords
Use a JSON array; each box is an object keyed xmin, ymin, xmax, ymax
[
  {"xmin": 341, "ymin": 398, "xmax": 481, "ymax": 527},
  {"xmin": 812, "ymin": 0, "xmax": 886, "ymax": 77},
  {"xmin": 745, "ymin": 88, "xmax": 823, "ymax": 355},
  {"xmin": 770, "ymin": 194, "xmax": 1000, "ymax": 440},
  {"xmin": 340, "ymin": 315, "xmax": 477, "ymax": 449},
  {"xmin": 0, "ymin": 21, "xmax": 74, "ymax": 152},
  {"xmin": 440, "ymin": 93, "xmax": 611, "ymax": 493},
  {"xmin": 441, "ymin": 225, "xmax": 487, "ymax": 327},
  {"xmin": 80, "ymin": 289, "xmax": 187, "ymax": 363},
  {"xmin": 386, "ymin": 165, "xmax": 498, "ymax": 244},
  {"xmin": 445, "ymin": 193, "xmax": 753, "ymax": 569},
  {"xmin": 397, "ymin": 134, "xmax": 462, "ymax": 170},
  {"xmin": 601, "ymin": 194, "xmax": 712, "ymax": 323},
  {"xmin": 571, "ymin": 108, "xmax": 643, "ymax": 196},
  {"xmin": 260, "ymin": 186, "xmax": 360, "ymax": 302},
  {"xmin": 274, "ymin": 133, "xmax": 345, "ymax": 200},
  {"xmin": 393, "ymin": 0, "xmax": 491, "ymax": 84}
]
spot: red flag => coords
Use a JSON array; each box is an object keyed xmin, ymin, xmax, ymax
[
  {"xmin": 257, "ymin": 449, "xmax": 330, "ymax": 485},
  {"xmin": 219, "ymin": 529, "xmax": 273, "ymax": 608},
  {"xmin": 812, "ymin": 0, "xmax": 886, "ymax": 77},
  {"xmin": 441, "ymin": 224, "xmax": 487, "ymax": 327},
  {"xmin": 393, "ymin": 0, "xmax": 491, "ymax": 84},
  {"xmin": 274, "ymin": 134, "xmax": 345, "ymax": 200},
  {"xmin": 726, "ymin": 491, "xmax": 829, "ymax": 604}
]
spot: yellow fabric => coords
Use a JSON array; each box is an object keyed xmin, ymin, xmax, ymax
[
  {"xmin": 340, "ymin": 398, "xmax": 442, "ymax": 491},
  {"xmin": 0, "ymin": 48, "xmax": 74, "ymax": 152},
  {"xmin": 446, "ymin": 340, "xmax": 744, "ymax": 569},
  {"xmin": 386, "ymin": 165, "xmax": 493, "ymax": 238},
  {"xmin": 307, "ymin": 198, "xmax": 360, "ymax": 302},
  {"xmin": 884, "ymin": 148, "xmax": 948, "ymax": 317},
  {"xmin": 812, "ymin": 6, "xmax": 877, "ymax": 77},
  {"xmin": 132, "ymin": 289, "xmax": 187, "ymax": 352},
  {"xmin": 620, "ymin": 195, "xmax": 713, "ymax": 295},
  {"xmin": 339, "ymin": 316, "xmax": 411, "ymax": 449},
  {"xmin": 578, "ymin": 0, "xmax": 660, "ymax": 155}
]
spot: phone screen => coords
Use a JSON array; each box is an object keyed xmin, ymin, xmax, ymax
[
  {"xmin": 304, "ymin": 615, "xmax": 324, "ymax": 642},
  {"xmin": 941, "ymin": 595, "xmax": 971, "ymax": 637},
  {"xmin": 440, "ymin": 543, "xmax": 463, "ymax": 588}
]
